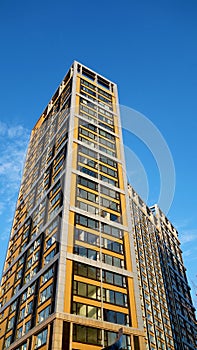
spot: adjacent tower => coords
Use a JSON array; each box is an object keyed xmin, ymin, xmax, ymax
[
  {"xmin": 151, "ymin": 205, "xmax": 197, "ymax": 350},
  {"xmin": 129, "ymin": 185, "xmax": 197, "ymax": 350},
  {"xmin": 0, "ymin": 62, "xmax": 145, "ymax": 350}
]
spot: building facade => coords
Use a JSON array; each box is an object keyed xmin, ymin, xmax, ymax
[
  {"xmin": 129, "ymin": 185, "xmax": 197, "ymax": 350},
  {"xmin": 1, "ymin": 61, "xmax": 196, "ymax": 350},
  {"xmin": 129, "ymin": 185, "xmax": 175, "ymax": 350},
  {"xmin": 151, "ymin": 205, "xmax": 197, "ymax": 350},
  {"xmin": 0, "ymin": 62, "xmax": 145, "ymax": 350}
]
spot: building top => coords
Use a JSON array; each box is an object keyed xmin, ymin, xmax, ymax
[
  {"xmin": 128, "ymin": 183, "xmax": 179, "ymax": 238},
  {"xmin": 32, "ymin": 60, "xmax": 117, "ymax": 133}
]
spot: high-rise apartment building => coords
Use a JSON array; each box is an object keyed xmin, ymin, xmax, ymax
[
  {"xmin": 129, "ymin": 185, "xmax": 175, "ymax": 350},
  {"xmin": 129, "ymin": 185, "xmax": 197, "ymax": 350},
  {"xmin": 151, "ymin": 205, "xmax": 197, "ymax": 350},
  {"xmin": 0, "ymin": 61, "xmax": 196, "ymax": 350},
  {"xmin": 0, "ymin": 62, "xmax": 145, "ymax": 350}
]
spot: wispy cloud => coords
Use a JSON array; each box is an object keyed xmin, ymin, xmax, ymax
[
  {"xmin": 0, "ymin": 202, "xmax": 4, "ymax": 216},
  {"xmin": 0, "ymin": 121, "xmax": 30, "ymax": 240},
  {"xmin": 173, "ymin": 218, "xmax": 192, "ymax": 231},
  {"xmin": 0, "ymin": 122, "xmax": 28, "ymax": 138},
  {"xmin": 179, "ymin": 229, "xmax": 197, "ymax": 245},
  {"xmin": 182, "ymin": 249, "xmax": 192, "ymax": 257}
]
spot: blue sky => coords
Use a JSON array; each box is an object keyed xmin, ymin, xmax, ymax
[{"xmin": 0, "ymin": 0, "xmax": 196, "ymax": 306}]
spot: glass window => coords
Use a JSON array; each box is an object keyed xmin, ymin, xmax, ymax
[
  {"xmin": 98, "ymin": 88, "xmax": 112, "ymax": 100},
  {"xmin": 79, "ymin": 107, "xmax": 97, "ymax": 122},
  {"xmin": 42, "ymin": 266, "xmax": 54, "ymax": 284},
  {"xmin": 88, "ymin": 265, "xmax": 99, "ymax": 279},
  {"xmin": 18, "ymin": 255, "xmax": 25, "ymax": 266},
  {"xmin": 19, "ymin": 306, "xmax": 25, "ymax": 321},
  {"xmin": 100, "ymin": 185, "xmax": 119, "ymax": 199},
  {"xmin": 76, "ymin": 214, "xmax": 99, "ymax": 230},
  {"xmin": 102, "ymin": 270, "xmax": 126, "ymax": 287},
  {"xmin": 98, "ymin": 94, "xmax": 112, "ymax": 105},
  {"xmin": 100, "ymin": 165, "xmax": 117, "ymax": 178},
  {"xmin": 78, "ymin": 135, "xmax": 97, "ymax": 148},
  {"xmin": 50, "ymin": 191, "xmax": 62, "ymax": 206},
  {"xmin": 81, "ymin": 85, "xmax": 96, "ymax": 97},
  {"xmin": 101, "ymin": 223, "xmax": 122, "ymax": 238},
  {"xmin": 73, "ymin": 302, "xmax": 86, "ymax": 317},
  {"xmin": 38, "ymin": 305, "xmax": 51, "ymax": 323},
  {"xmin": 88, "ymin": 305, "xmax": 98, "ymax": 319},
  {"xmin": 75, "ymin": 229, "xmax": 99, "ymax": 246},
  {"xmin": 77, "ymin": 188, "xmax": 97, "ymax": 203},
  {"xmin": 73, "ymin": 281, "xmax": 100, "ymax": 300},
  {"xmin": 89, "ymin": 218, "xmax": 98, "ymax": 229},
  {"xmin": 88, "ymin": 284, "xmax": 99, "ymax": 299},
  {"xmin": 104, "ymin": 271, "xmax": 113, "ymax": 284},
  {"xmin": 73, "ymin": 324, "xmax": 102, "ymax": 345},
  {"xmin": 100, "ymin": 174, "xmax": 117, "ymax": 185},
  {"xmin": 105, "ymin": 289, "xmax": 114, "ymax": 303},
  {"xmin": 116, "ymin": 291, "xmax": 126, "ymax": 306},
  {"xmin": 79, "ymin": 127, "xmax": 96, "ymax": 140},
  {"xmin": 44, "ymin": 248, "xmax": 56, "ymax": 264},
  {"xmin": 88, "ymin": 191, "xmax": 96, "ymax": 202},
  {"xmin": 46, "ymin": 234, "xmax": 56, "ymax": 249},
  {"xmin": 16, "ymin": 326, "xmax": 23, "ymax": 339},
  {"xmin": 99, "ymin": 145, "xmax": 115, "ymax": 157},
  {"xmin": 80, "ymin": 85, "xmax": 96, "ymax": 97},
  {"xmin": 80, "ymin": 97, "xmax": 97, "ymax": 109},
  {"xmin": 78, "ymin": 165, "xmax": 98, "ymax": 178},
  {"xmin": 4, "ymin": 335, "xmax": 12, "ymax": 348},
  {"xmin": 28, "ymin": 283, "xmax": 36, "ymax": 296},
  {"xmin": 15, "ymin": 343, "xmax": 27, "ymax": 350},
  {"xmin": 81, "ymin": 79, "xmax": 96, "ymax": 91},
  {"xmin": 46, "ymin": 218, "xmax": 59, "ymax": 235},
  {"xmin": 80, "ymin": 90, "xmax": 97, "ymax": 102},
  {"xmin": 27, "ymin": 300, "xmax": 33, "ymax": 314},
  {"xmin": 79, "ymin": 121, "xmax": 97, "ymax": 132},
  {"xmin": 103, "ymin": 289, "xmax": 127, "ymax": 306},
  {"xmin": 25, "ymin": 320, "xmax": 31, "ymax": 333},
  {"xmin": 101, "ymin": 198, "xmax": 120, "ymax": 212},
  {"xmin": 26, "ymin": 257, "xmax": 32, "ymax": 269},
  {"xmin": 74, "ymin": 245, "xmax": 99, "ymax": 261},
  {"xmin": 77, "ymin": 201, "xmax": 99, "ymax": 215},
  {"xmin": 73, "ymin": 262, "xmax": 100, "ymax": 280},
  {"xmin": 98, "ymin": 99, "xmax": 112, "ymax": 110},
  {"xmin": 7, "ymin": 316, "xmax": 14, "ymax": 330},
  {"xmin": 50, "ymin": 181, "xmax": 61, "ymax": 197},
  {"xmin": 102, "ymin": 253, "xmax": 123, "ymax": 268},
  {"xmin": 16, "ymin": 268, "xmax": 23, "ymax": 281},
  {"xmin": 77, "ymin": 281, "xmax": 86, "ymax": 297},
  {"xmin": 98, "ymin": 108, "xmax": 113, "ymax": 119},
  {"xmin": 73, "ymin": 324, "xmax": 86, "ymax": 343},
  {"xmin": 10, "ymin": 300, "xmax": 17, "ymax": 312},
  {"xmin": 99, "ymin": 137, "xmax": 115, "ymax": 150},
  {"xmin": 99, "ymin": 129, "xmax": 114, "ymax": 141},
  {"xmin": 40, "ymin": 284, "xmax": 53, "ymax": 303},
  {"xmin": 98, "ymin": 121, "xmax": 114, "ymax": 131},
  {"xmin": 35, "ymin": 329, "xmax": 48, "ymax": 349},
  {"xmin": 32, "ymin": 265, "xmax": 38, "ymax": 277},
  {"xmin": 104, "ymin": 331, "xmax": 130, "ymax": 349},
  {"xmin": 104, "ymin": 254, "xmax": 112, "ymax": 265},
  {"xmin": 78, "ymin": 175, "xmax": 98, "ymax": 190},
  {"xmin": 103, "ymin": 309, "xmax": 129, "ymax": 326}
]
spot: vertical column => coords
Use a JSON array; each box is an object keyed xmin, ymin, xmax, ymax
[
  {"xmin": 55, "ymin": 64, "xmax": 77, "ymax": 314},
  {"xmin": 52, "ymin": 319, "xmax": 63, "ymax": 350}
]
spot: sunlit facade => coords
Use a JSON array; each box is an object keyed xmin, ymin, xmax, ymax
[
  {"xmin": 1, "ymin": 61, "xmax": 196, "ymax": 350},
  {"xmin": 0, "ymin": 62, "xmax": 145, "ymax": 350}
]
